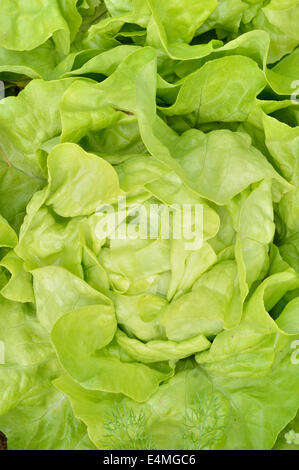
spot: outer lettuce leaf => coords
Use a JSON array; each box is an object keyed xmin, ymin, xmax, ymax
[
  {"xmin": 54, "ymin": 334, "xmax": 299, "ymax": 450},
  {"xmin": 0, "ymin": 42, "xmax": 61, "ymax": 80},
  {"xmin": 32, "ymin": 265, "xmax": 112, "ymax": 331},
  {"xmin": 267, "ymin": 47, "xmax": 299, "ymax": 95},
  {"xmin": 198, "ymin": 335, "xmax": 299, "ymax": 449},
  {"xmin": 16, "ymin": 203, "xmax": 85, "ymax": 277},
  {"xmin": 0, "ymin": 251, "xmax": 34, "ymax": 303},
  {"xmin": 0, "ymin": 160, "xmax": 45, "ymax": 233},
  {"xmin": 0, "ymin": 215, "xmax": 17, "ymax": 248},
  {"xmin": 174, "ymin": 29, "xmax": 299, "ymax": 97},
  {"xmin": 160, "ymin": 55, "xmax": 266, "ymax": 122},
  {"xmin": 62, "ymin": 44, "xmax": 141, "ymax": 78},
  {"xmin": 46, "ymin": 143, "xmax": 121, "ymax": 217},
  {"xmin": 0, "ymin": 0, "xmax": 81, "ymax": 54},
  {"xmin": 0, "ymin": 383, "xmax": 95, "ymax": 450},
  {"xmin": 231, "ymin": 179, "xmax": 275, "ymax": 298},
  {"xmin": 0, "ymin": 295, "xmax": 94, "ymax": 449},
  {"xmin": 160, "ymin": 128, "xmax": 290, "ymax": 204},
  {"xmin": 51, "ymin": 307, "xmax": 173, "ymax": 402},
  {"xmin": 198, "ymin": 0, "xmax": 248, "ymax": 37},
  {"xmin": 0, "ymin": 79, "xmax": 75, "ymax": 176},
  {"xmin": 146, "ymin": 0, "xmax": 221, "ymax": 60},
  {"xmin": 252, "ymin": 0, "xmax": 299, "ymax": 63},
  {"xmin": 195, "ymin": 272, "xmax": 299, "ymax": 449}
]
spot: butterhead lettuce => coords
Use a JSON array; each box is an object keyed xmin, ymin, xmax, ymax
[{"xmin": 0, "ymin": 0, "xmax": 298, "ymax": 451}]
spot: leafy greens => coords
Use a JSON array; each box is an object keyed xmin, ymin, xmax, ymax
[{"xmin": 0, "ymin": 0, "xmax": 299, "ymax": 450}]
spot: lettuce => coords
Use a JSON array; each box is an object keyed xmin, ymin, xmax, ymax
[{"xmin": 0, "ymin": 0, "xmax": 298, "ymax": 451}]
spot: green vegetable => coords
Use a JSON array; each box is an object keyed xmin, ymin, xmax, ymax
[{"xmin": 0, "ymin": 0, "xmax": 298, "ymax": 450}]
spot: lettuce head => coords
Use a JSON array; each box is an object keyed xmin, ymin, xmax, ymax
[{"xmin": 0, "ymin": 0, "xmax": 299, "ymax": 451}]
